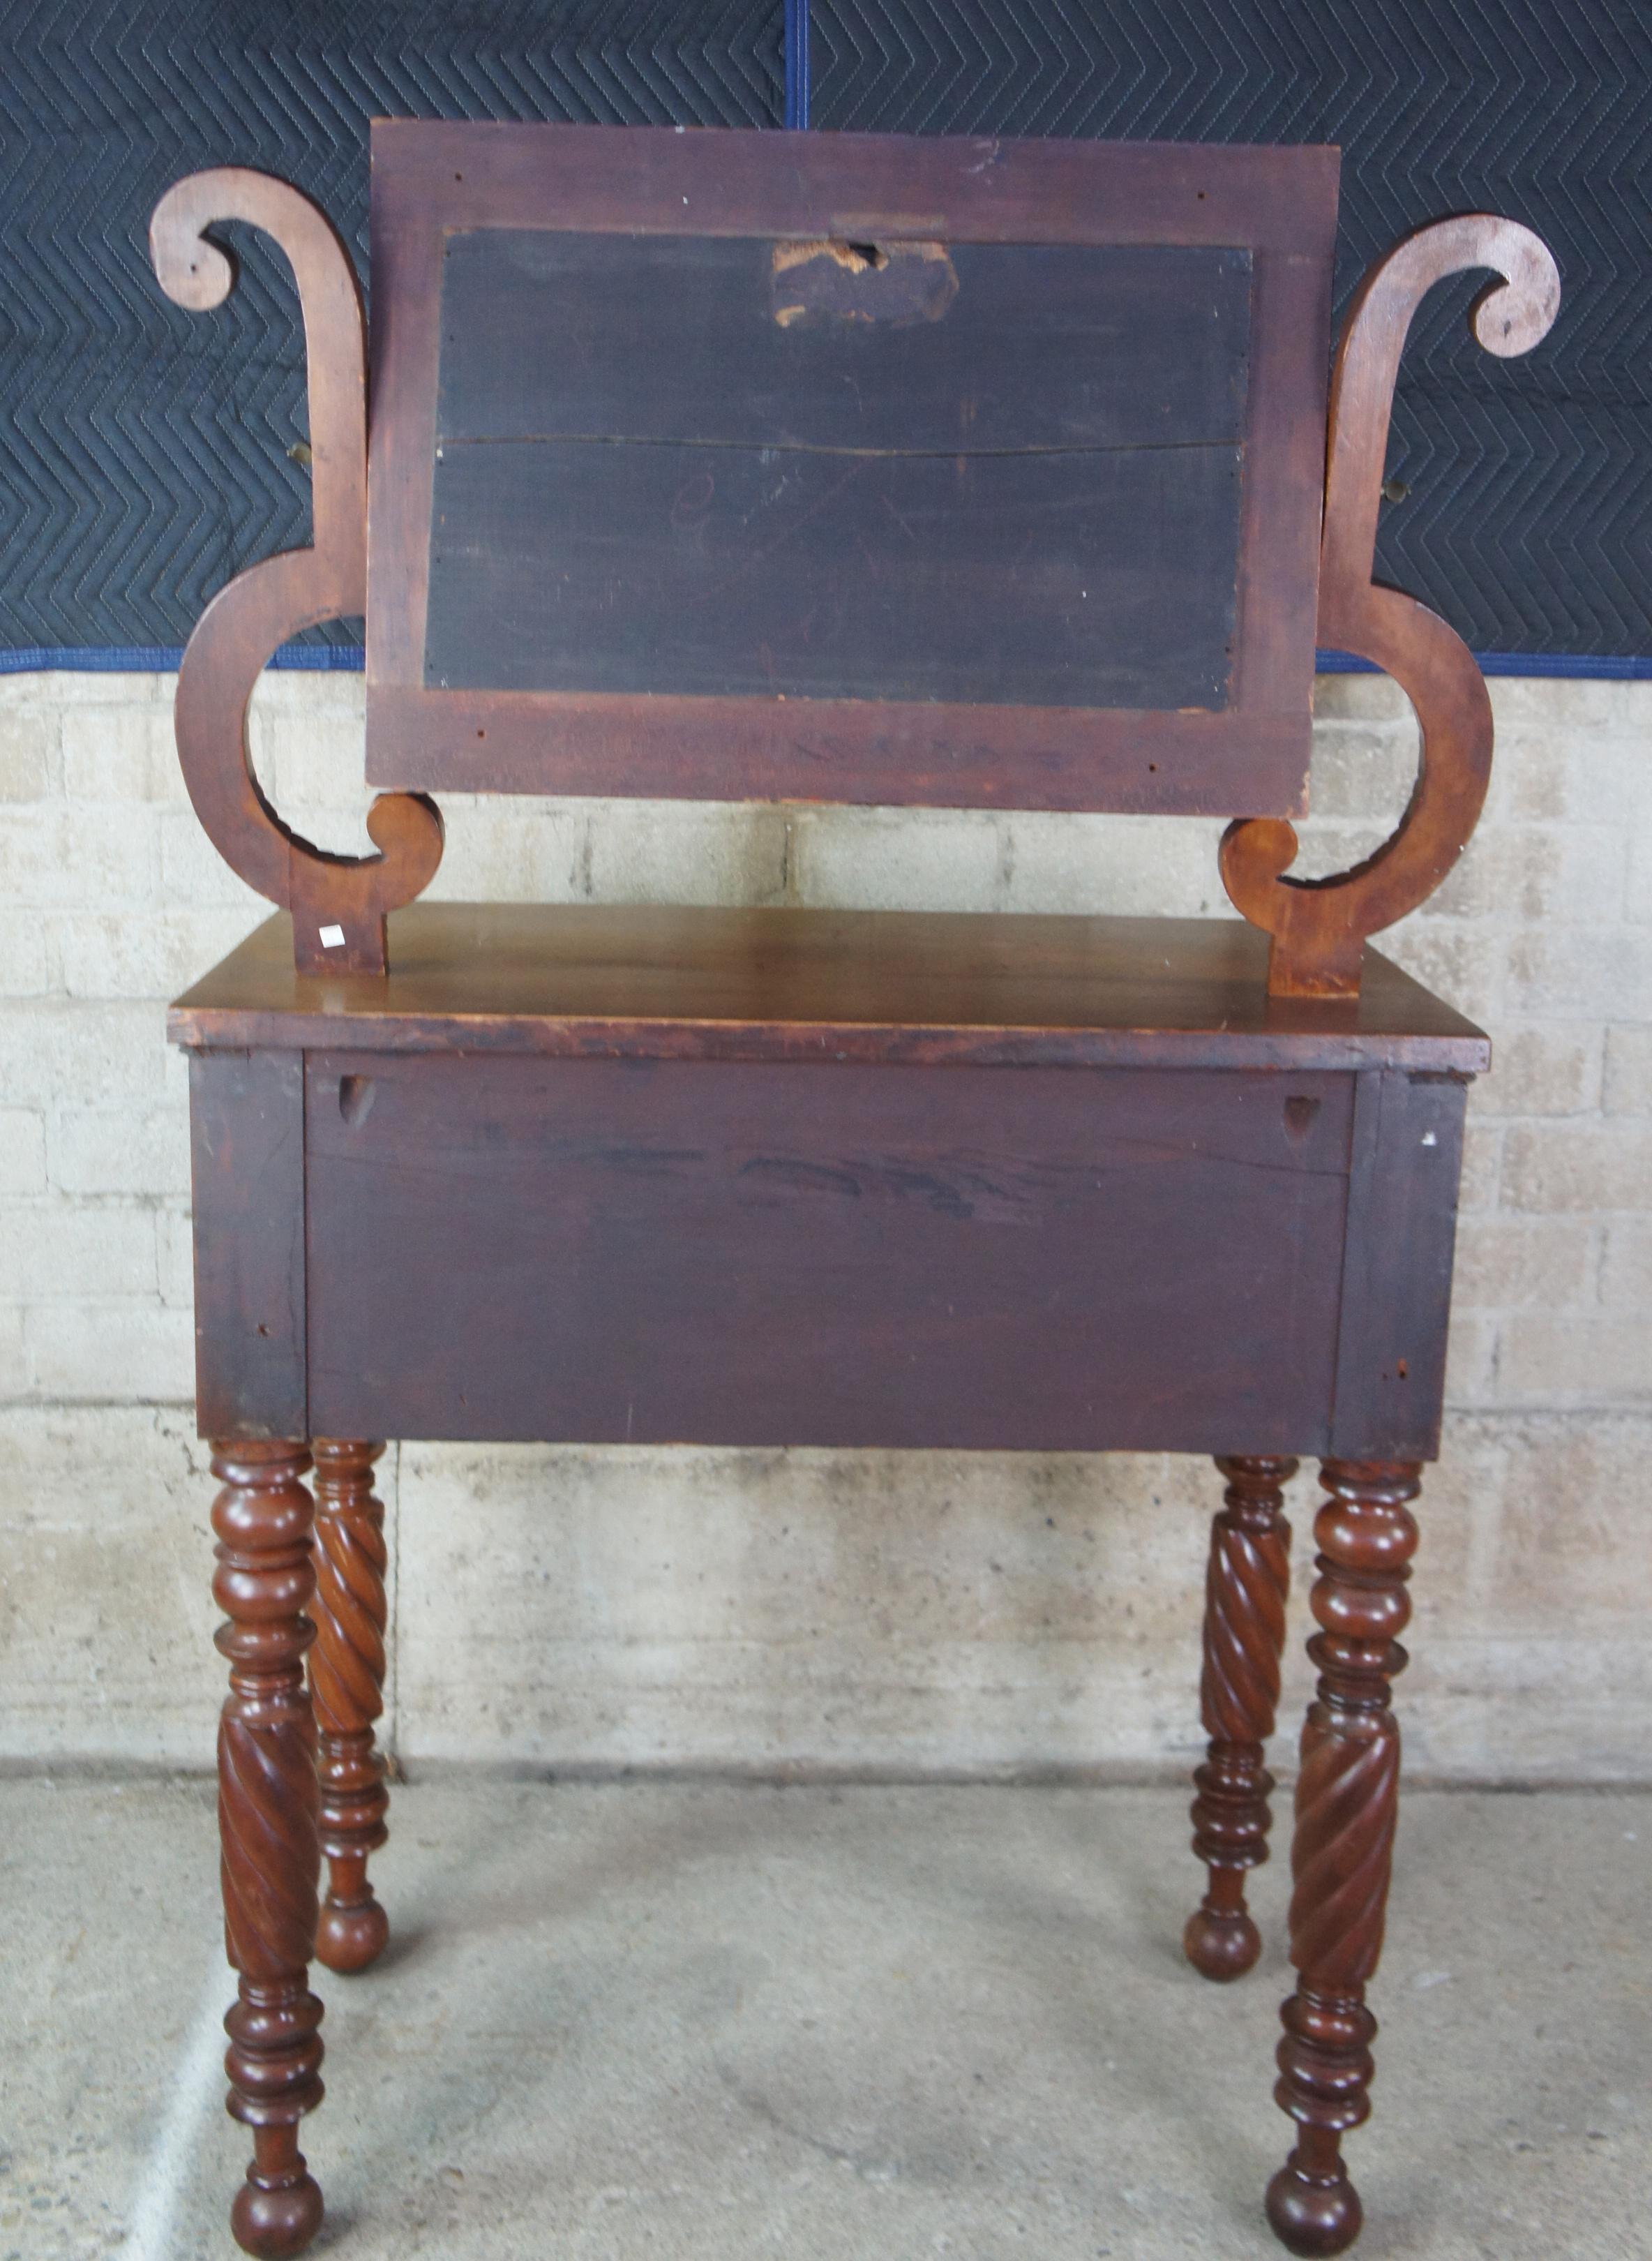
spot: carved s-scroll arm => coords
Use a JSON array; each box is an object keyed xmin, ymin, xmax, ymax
[
  {"xmin": 151, "ymin": 170, "xmax": 442, "ymax": 976},
  {"xmin": 1222, "ymin": 218, "xmax": 1559, "ymax": 999}
]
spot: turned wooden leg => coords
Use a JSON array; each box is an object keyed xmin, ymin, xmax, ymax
[
  {"xmin": 1185, "ymin": 1454, "xmax": 1295, "ymax": 1980},
  {"xmin": 310, "ymin": 1440, "xmax": 391, "ymax": 1973},
  {"xmin": 212, "ymin": 1440, "xmax": 326, "ymax": 2258},
  {"xmin": 1266, "ymin": 1459, "xmax": 1421, "ymax": 2258}
]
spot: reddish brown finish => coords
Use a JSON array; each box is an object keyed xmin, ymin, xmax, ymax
[
  {"xmin": 1222, "ymin": 218, "xmax": 1561, "ymax": 997},
  {"xmin": 188, "ymin": 1052, "xmax": 307, "ymax": 1441},
  {"xmin": 149, "ymin": 170, "xmax": 442, "ymax": 974},
  {"xmin": 310, "ymin": 1441, "xmax": 391, "ymax": 1975},
  {"xmin": 1267, "ymin": 1460, "xmax": 1421, "ymax": 2257},
  {"xmin": 1185, "ymin": 1455, "xmax": 1295, "ymax": 1980},
  {"xmin": 168, "ymin": 903, "xmax": 1490, "ymax": 1075},
  {"xmin": 301, "ymin": 1054, "xmax": 1354, "ymax": 1454},
  {"xmin": 156, "ymin": 126, "xmax": 1529, "ymax": 2257},
  {"xmin": 365, "ymin": 685, "xmax": 1312, "ymax": 821},
  {"xmin": 365, "ymin": 124, "xmax": 1337, "ymax": 824},
  {"xmin": 211, "ymin": 1440, "xmax": 326, "ymax": 2258},
  {"xmin": 1328, "ymin": 1070, "xmax": 1469, "ymax": 1463}
]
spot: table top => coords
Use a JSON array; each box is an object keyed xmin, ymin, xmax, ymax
[{"xmin": 170, "ymin": 902, "xmax": 1489, "ymax": 1074}]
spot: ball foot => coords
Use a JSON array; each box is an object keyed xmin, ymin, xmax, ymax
[
  {"xmin": 1183, "ymin": 1903, "xmax": 1262, "ymax": 1980},
  {"xmin": 232, "ymin": 2167, "xmax": 324, "ymax": 2258},
  {"xmin": 1266, "ymin": 2158, "xmax": 1363, "ymax": 2256},
  {"xmin": 316, "ymin": 1890, "xmax": 389, "ymax": 1974}
]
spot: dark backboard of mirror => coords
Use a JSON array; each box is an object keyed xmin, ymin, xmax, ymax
[
  {"xmin": 367, "ymin": 124, "xmax": 1337, "ymax": 815},
  {"xmin": 425, "ymin": 232, "xmax": 1252, "ymax": 711}
]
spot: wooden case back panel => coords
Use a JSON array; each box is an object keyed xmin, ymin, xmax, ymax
[
  {"xmin": 303, "ymin": 1053, "xmax": 1353, "ymax": 1452},
  {"xmin": 426, "ymin": 234, "xmax": 1250, "ymax": 710},
  {"xmin": 189, "ymin": 1051, "xmax": 307, "ymax": 1440},
  {"xmin": 367, "ymin": 124, "xmax": 1339, "ymax": 816},
  {"xmin": 1329, "ymin": 1068, "xmax": 1469, "ymax": 1461}
]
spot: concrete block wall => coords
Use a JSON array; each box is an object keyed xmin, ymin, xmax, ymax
[{"xmin": 1, "ymin": 668, "xmax": 1647, "ymax": 1780}]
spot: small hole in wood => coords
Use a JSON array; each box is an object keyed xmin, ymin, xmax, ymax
[
  {"xmin": 454, "ymin": 171, "xmax": 463, "ymax": 181},
  {"xmin": 1283, "ymin": 1095, "xmax": 1321, "ymax": 1142},
  {"xmin": 1397, "ymin": 1358, "xmax": 1409, "ymax": 1379},
  {"xmin": 476, "ymin": 727, "xmax": 486, "ymax": 738},
  {"xmin": 845, "ymin": 240, "xmax": 888, "ymax": 269},
  {"xmin": 338, "ymin": 1075, "xmax": 376, "ymax": 1129},
  {"xmin": 256, "ymin": 1324, "xmax": 270, "ymax": 1338},
  {"xmin": 1148, "ymin": 762, "xmax": 1159, "ymax": 773},
  {"xmin": 1196, "ymin": 190, "xmax": 1207, "ymax": 200}
]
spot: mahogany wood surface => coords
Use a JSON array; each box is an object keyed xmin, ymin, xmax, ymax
[
  {"xmin": 1268, "ymin": 1461, "xmax": 1422, "ymax": 2257},
  {"xmin": 1185, "ymin": 1454, "xmax": 1295, "ymax": 1981},
  {"xmin": 310, "ymin": 1441, "xmax": 391, "ymax": 1976},
  {"xmin": 169, "ymin": 903, "xmax": 1489, "ymax": 1073},
  {"xmin": 366, "ymin": 124, "xmax": 1337, "ymax": 820},
  {"xmin": 149, "ymin": 170, "xmax": 442, "ymax": 977},
  {"xmin": 1329, "ymin": 1070, "xmax": 1466, "ymax": 1462},
  {"xmin": 301, "ymin": 1052, "xmax": 1354, "ymax": 1451},
  {"xmin": 151, "ymin": 119, "xmax": 1535, "ymax": 2257},
  {"xmin": 211, "ymin": 1440, "xmax": 326, "ymax": 2258},
  {"xmin": 188, "ymin": 1052, "xmax": 306, "ymax": 1442},
  {"xmin": 1222, "ymin": 216, "xmax": 1561, "ymax": 997}
]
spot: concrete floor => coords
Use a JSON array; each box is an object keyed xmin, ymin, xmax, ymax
[{"xmin": 3, "ymin": 1779, "xmax": 1647, "ymax": 2261}]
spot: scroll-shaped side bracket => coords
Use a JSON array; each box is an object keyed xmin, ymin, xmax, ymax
[
  {"xmin": 1222, "ymin": 218, "xmax": 1559, "ymax": 998},
  {"xmin": 151, "ymin": 170, "xmax": 442, "ymax": 975}
]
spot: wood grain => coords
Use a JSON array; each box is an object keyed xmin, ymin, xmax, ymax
[
  {"xmin": 211, "ymin": 1440, "xmax": 326, "ymax": 2258},
  {"xmin": 1268, "ymin": 1461, "xmax": 1422, "ymax": 2257},
  {"xmin": 150, "ymin": 168, "xmax": 443, "ymax": 976},
  {"xmin": 366, "ymin": 123, "xmax": 1336, "ymax": 821},
  {"xmin": 1221, "ymin": 216, "xmax": 1561, "ymax": 997},
  {"xmin": 168, "ymin": 903, "xmax": 1490, "ymax": 1075},
  {"xmin": 189, "ymin": 1052, "xmax": 307, "ymax": 1441},
  {"xmin": 426, "ymin": 230, "xmax": 1247, "ymax": 708},
  {"xmin": 302, "ymin": 1052, "xmax": 1354, "ymax": 1451},
  {"xmin": 310, "ymin": 1440, "xmax": 391, "ymax": 1976},
  {"xmin": 424, "ymin": 433, "xmax": 1244, "ymax": 708},
  {"xmin": 1185, "ymin": 1454, "xmax": 1295, "ymax": 1982},
  {"xmin": 435, "ymin": 232, "xmax": 1252, "ymax": 454},
  {"xmin": 1329, "ymin": 1070, "xmax": 1468, "ymax": 1462}
]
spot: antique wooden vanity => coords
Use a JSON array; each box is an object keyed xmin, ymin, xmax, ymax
[{"xmin": 150, "ymin": 123, "xmax": 1557, "ymax": 2257}]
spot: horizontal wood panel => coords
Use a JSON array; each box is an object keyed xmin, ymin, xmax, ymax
[
  {"xmin": 436, "ymin": 232, "xmax": 1252, "ymax": 455},
  {"xmin": 169, "ymin": 904, "xmax": 1493, "ymax": 1075},
  {"xmin": 304, "ymin": 1054, "xmax": 1353, "ymax": 1452},
  {"xmin": 423, "ymin": 435, "xmax": 1242, "ymax": 705},
  {"xmin": 366, "ymin": 682, "xmax": 1307, "ymax": 814}
]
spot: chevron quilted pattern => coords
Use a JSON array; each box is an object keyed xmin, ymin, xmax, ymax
[
  {"xmin": 811, "ymin": 0, "xmax": 1652, "ymax": 658},
  {"xmin": 0, "ymin": 0, "xmax": 783, "ymax": 651}
]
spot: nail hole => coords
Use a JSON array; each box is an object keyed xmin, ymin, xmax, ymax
[
  {"xmin": 256, "ymin": 1323, "xmax": 270, "ymax": 1338},
  {"xmin": 338, "ymin": 1075, "xmax": 376, "ymax": 1128},
  {"xmin": 1396, "ymin": 1358, "xmax": 1409, "ymax": 1380}
]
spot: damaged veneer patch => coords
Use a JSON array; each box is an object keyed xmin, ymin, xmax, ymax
[{"xmin": 772, "ymin": 237, "xmax": 959, "ymax": 327}]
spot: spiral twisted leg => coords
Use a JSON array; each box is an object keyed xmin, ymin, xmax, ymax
[
  {"xmin": 310, "ymin": 1440, "xmax": 391, "ymax": 1974},
  {"xmin": 1266, "ymin": 1459, "xmax": 1420, "ymax": 2258},
  {"xmin": 212, "ymin": 1440, "xmax": 326, "ymax": 2258},
  {"xmin": 1185, "ymin": 1455, "xmax": 1295, "ymax": 1980}
]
